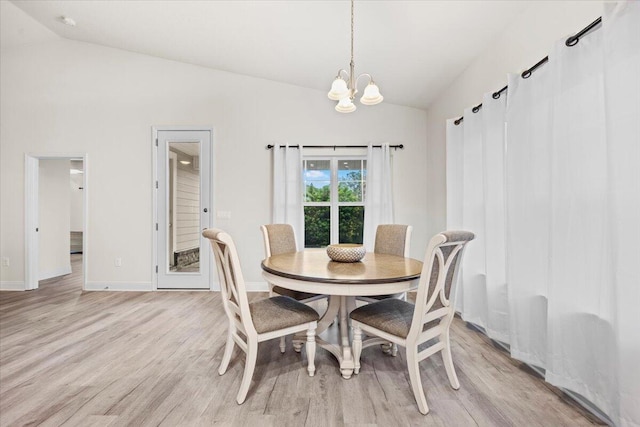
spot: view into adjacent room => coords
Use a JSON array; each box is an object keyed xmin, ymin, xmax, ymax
[{"xmin": 37, "ymin": 159, "xmax": 84, "ymax": 290}]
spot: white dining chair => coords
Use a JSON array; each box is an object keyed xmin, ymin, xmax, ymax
[
  {"xmin": 261, "ymin": 224, "xmax": 328, "ymax": 353},
  {"xmin": 203, "ymin": 228, "xmax": 319, "ymax": 404},
  {"xmin": 350, "ymin": 230, "xmax": 475, "ymax": 415},
  {"xmin": 357, "ymin": 224, "xmax": 412, "ymax": 355},
  {"xmin": 358, "ymin": 224, "xmax": 413, "ymax": 303}
]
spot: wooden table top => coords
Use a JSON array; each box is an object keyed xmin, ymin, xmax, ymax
[{"xmin": 261, "ymin": 250, "xmax": 423, "ymax": 284}]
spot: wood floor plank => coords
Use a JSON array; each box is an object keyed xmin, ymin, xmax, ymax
[{"xmin": 0, "ymin": 255, "xmax": 603, "ymax": 426}]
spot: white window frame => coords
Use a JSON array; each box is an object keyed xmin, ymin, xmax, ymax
[{"xmin": 303, "ymin": 156, "xmax": 366, "ymax": 246}]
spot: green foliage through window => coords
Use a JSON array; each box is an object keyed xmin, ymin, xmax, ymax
[{"xmin": 303, "ymin": 158, "xmax": 366, "ymax": 247}]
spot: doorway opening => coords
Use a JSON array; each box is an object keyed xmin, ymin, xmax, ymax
[{"xmin": 25, "ymin": 154, "xmax": 88, "ymax": 291}]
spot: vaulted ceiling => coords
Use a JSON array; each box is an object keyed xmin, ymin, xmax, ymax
[{"xmin": 10, "ymin": 0, "xmax": 534, "ymax": 110}]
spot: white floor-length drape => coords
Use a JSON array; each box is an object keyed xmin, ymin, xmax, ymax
[
  {"xmin": 460, "ymin": 107, "xmax": 488, "ymax": 328},
  {"xmin": 542, "ymin": 4, "xmax": 640, "ymax": 425},
  {"xmin": 446, "ymin": 119, "xmax": 465, "ymax": 313},
  {"xmin": 272, "ymin": 144, "xmax": 305, "ymax": 249},
  {"xmin": 363, "ymin": 143, "xmax": 393, "ymax": 251},
  {"xmin": 481, "ymin": 92, "xmax": 510, "ymax": 344},
  {"xmin": 446, "ymin": 3, "xmax": 639, "ymax": 425},
  {"xmin": 505, "ymin": 65, "xmax": 553, "ymax": 369},
  {"xmin": 601, "ymin": 4, "xmax": 640, "ymax": 425},
  {"xmin": 446, "ymin": 97, "xmax": 509, "ymax": 342}
]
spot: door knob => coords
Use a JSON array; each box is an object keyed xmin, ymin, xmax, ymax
[{"xmin": 203, "ymin": 208, "xmax": 208, "ymax": 213}]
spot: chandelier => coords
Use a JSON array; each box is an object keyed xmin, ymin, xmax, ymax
[{"xmin": 327, "ymin": 0, "xmax": 383, "ymax": 113}]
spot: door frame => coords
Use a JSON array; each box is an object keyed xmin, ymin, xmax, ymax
[
  {"xmin": 25, "ymin": 153, "xmax": 88, "ymax": 291},
  {"xmin": 152, "ymin": 126, "xmax": 215, "ymax": 291}
]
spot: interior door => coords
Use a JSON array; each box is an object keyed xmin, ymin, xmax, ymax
[
  {"xmin": 25, "ymin": 156, "xmax": 40, "ymax": 290},
  {"xmin": 157, "ymin": 130, "xmax": 211, "ymax": 289}
]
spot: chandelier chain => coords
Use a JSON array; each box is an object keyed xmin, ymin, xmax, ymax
[{"xmin": 350, "ymin": 0, "xmax": 354, "ymax": 64}]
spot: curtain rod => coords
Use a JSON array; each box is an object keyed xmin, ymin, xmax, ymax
[
  {"xmin": 266, "ymin": 144, "xmax": 404, "ymax": 150},
  {"xmin": 454, "ymin": 16, "xmax": 602, "ymax": 126}
]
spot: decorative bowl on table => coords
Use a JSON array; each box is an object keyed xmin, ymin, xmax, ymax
[{"xmin": 326, "ymin": 244, "xmax": 366, "ymax": 263}]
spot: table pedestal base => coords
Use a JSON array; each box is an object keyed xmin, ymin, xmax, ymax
[{"xmin": 294, "ymin": 295, "xmax": 357, "ymax": 379}]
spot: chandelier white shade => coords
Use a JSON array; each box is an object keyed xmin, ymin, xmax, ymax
[
  {"xmin": 328, "ymin": 0, "xmax": 383, "ymax": 113},
  {"xmin": 360, "ymin": 82, "xmax": 383, "ymax": 105},
  {"xmin": 328, "ymin": 77, "xmax": 348, "ymax": 101},
  {"xmin": 335, "ymin": 96, "xmax": 357, "ymax": 113}
]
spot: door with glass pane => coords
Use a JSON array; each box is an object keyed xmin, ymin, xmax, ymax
[{"xmin": 157, "ymin": 130, "xmax": 211, "ymax": 289}]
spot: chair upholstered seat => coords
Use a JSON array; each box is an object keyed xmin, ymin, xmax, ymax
[
  {"xmin": 250, "ymin": 296, "xmax": 320, "ymax": 334},
  {"xmin": 350, "ymin": 298, "xmax": 440, "ymax": 339},
  {"xmin": 350, "ymin": 298, "xmax": 414, "ymax": 338},
  {"xmin": 272, "ymin": 286, "xmax": 321, "ymax": 302}
]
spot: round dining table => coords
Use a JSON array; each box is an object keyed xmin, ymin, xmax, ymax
[{"xmin": 261, "ymin": 249, "xmax": 423, "ymax": 379}]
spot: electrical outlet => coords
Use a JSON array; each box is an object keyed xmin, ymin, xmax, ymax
[
  {"xmin": 115, "ymin": 258, "xmax": 122, "ymax": 267},
  {"xmin": 216, "ymin": 210, "xmax": 231, "ymax": 219},
  {"xmin": 2, "ymin": 257, "xmax": 9, "ymax": 267}
]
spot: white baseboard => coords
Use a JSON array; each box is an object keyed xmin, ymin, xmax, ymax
[
  {"xmin": 3, "ymin": 280, "xmax": 264, "ymax": 293},
  {"xmin": 39, "ymin": 265, "xmax": 72, "ymax": 281},
  {"xmin": 0, "ymin": 281, "xmax": 25, "ymax": 291},
  {"xmin": 85, "ymin": 281, "xmax": 153, "ymax": 291},
  {"xmin": 245, "ymin": 281, "xmax": 269, "ymax": 292}
]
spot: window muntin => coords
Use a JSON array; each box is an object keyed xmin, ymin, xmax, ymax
[{"xmin": 303, "ymin": 157, "xmax": 366, "ymax": 247}]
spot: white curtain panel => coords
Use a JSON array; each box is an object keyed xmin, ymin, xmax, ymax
[
  {"xmin": 545, "ymin": 23, "xmax": 614, "ymax": 423},
  {"xmin": 505, "ymin": 66, "xmax": 553, "ymax": 369},
  {"xmin": 460, "ymin": 108, "xmax": 488, "ymax": 328},
  {"xmin": 445, "ymin": 99, "xmax": 510, "ymax": 342},
  {"xmin": 481, "ymin": 92, "xmax": 510, "ymax": 344},
  {"xmin": 602, "ymin": 3, "xmax": 640, "ymax": 425},
  {"xmin": 363, "ymin": 143, "xmax": 393, "ymax": 251},
  {"xmin": 446, "ymin": 120, "xmax": 464, "ymax": 230},
  {"xmin": 542, "ymin": 3, "xmax": 640, "ymax": 426},
  {"xmin": 272, "ymin": 144, "xmax": 305, "ymax": 249},
  {"xmin": 445, "ymin": 119, "xmax": 464, "ymax": 312}
]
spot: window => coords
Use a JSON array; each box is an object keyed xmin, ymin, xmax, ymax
[{"xmin": 303, "ymin": 157, "xmax": 366, "ymax": 247}]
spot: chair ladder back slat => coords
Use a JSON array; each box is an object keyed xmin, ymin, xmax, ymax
[
  {"xmin": 212, "ymin": 241, "xmax": 239, "ymax": 311},
  {"xmin": 418, "ymin": 325, "xmax": 446, "ymax": 345},
  {"xmin": 222, "ymin": 245, "xmax": 242, "ymax": 311},
  {"xmin": 423, "ymin": 248, "xmax": 447, "ymax": 315},
  {"xmin": 436, "ymin": 243, "xmax": 464, "ymax": 309},
  {"xmin": 209, "ymin": 231, "xmax": 254, "ymax": 334},
  {"xmin": 409, "ymin": 233, "xmax": 471, "ymax": 340},
  {"xmin": 417, "ymin": 341, "xmax": 446, "ymax": 363},
  {"xmin": 422, "ymin": 306, "xmax": 450, "ymax": 324}
]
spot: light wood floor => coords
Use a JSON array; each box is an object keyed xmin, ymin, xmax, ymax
[{"xmin": 0, "ymin": 255, "xmax": 602, "ymax": 426}]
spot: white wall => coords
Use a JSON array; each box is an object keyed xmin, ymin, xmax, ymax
[
  {"xmin": 424, "ymin": 1, "xmax": 603, "ymax": 239},
  {"xmin": 0, "ymin": 2, "xmax": 428, "ymax": 290},
  {"xmin": 38, "ymin": 159, "xmax": 71, "ymax": 280}
]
